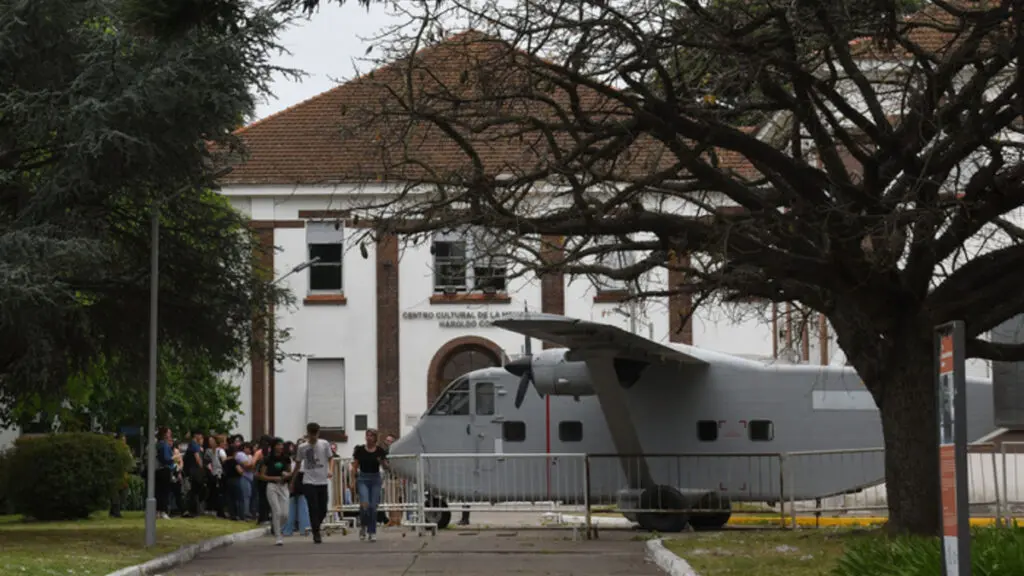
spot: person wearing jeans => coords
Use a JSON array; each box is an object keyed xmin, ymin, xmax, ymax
[
  {"xmin": 282, "ymin": 441, "xmax": 311, "ymax": 536},
  {"xmin": 296, "ymin": 422, "xmax": 333, "ymax": 544},
  {"xmin": 224, "ymin": 445, "xmax": 246, "ymax": 520},
  {"xmin": 155, "ymin": 427, "xmax": 174, "ymax": 519},
  {"xmin": 350, "ymin": 429, "xmax": 389, "ymax": 542}
]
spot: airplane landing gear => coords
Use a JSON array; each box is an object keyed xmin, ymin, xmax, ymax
[
  {"xmin": 423, "ymin": 494, "xmax": 452, "ymax": 530},
  {"xmin": 636, "ymin": 485, "xmax": 689, "ymax": 533},
  {"xmin": 687, "ymin": 494, "xmax": 732, "ymax": 531}
]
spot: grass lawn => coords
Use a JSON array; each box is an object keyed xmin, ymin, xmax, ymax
[
  {"xmin": 663, "ymin": 528, "xmax": 873, "ymax": 576},
  {"xmin": 0, "ymin": 511, "xmax": 257, "ymax": 576}
]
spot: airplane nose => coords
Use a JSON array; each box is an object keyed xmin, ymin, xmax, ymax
[
  {"xmin": 390, "ymin": 434, "xmax": 415, "ymax": 457},
  {"xmin": 387, "ymin": 432, "xmax": 421, "ymax": 479}
]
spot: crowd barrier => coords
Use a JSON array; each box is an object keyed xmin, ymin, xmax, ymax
[{"xmin": 313, "ymin": 445, "xmax": 1024, "ymax": 536}]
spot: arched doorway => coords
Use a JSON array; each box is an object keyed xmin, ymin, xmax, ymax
[{"xmin": 427, "ymin": 336, "xmax": 505, "ymax": 407}]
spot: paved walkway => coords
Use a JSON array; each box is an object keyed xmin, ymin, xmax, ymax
[{"xmin": 167, "ymin": 527, "xmax": 664, "ymax": 575}]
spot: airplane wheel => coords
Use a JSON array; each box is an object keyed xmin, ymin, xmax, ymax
[
  {"xmin": 688, "ymin": 511, "xmax": 732, "ymax": 531},
  {"xmin": 688, "ymin": 494, "xmax": 732, "ymax": 531},
  {"xmin": 424, "ymin": 495, "xmax": 452, "ymax": 530},
  {"xmin": 636, "ymin": 485, "xmax": 689, "ymax": 533}
]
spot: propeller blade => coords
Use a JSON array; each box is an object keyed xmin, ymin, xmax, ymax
[
  {"xmin": 514, "ymin": 371, "xmax": 531, "ymax": 409},
  {"xmin": 504, "ymin": 356, "xmax": 531, "ymax": 377}
]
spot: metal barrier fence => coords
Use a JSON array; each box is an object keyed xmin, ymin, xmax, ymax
[{"xmin": 312, "ymin": 446, "xmax": 1024, "ymax": 535}]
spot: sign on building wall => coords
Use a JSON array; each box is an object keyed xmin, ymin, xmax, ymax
[
  {"xmin": 402, "ymin": 310, "xmax": 522, "ymax": 329},
  {"xmin": 935, "ymin": 321, "xmax": 970, "ymax": 576}
]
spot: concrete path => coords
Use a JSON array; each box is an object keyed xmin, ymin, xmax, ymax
[{"xmin": 166, "ymin": 527, "xmax": 663, "ymax": 575}]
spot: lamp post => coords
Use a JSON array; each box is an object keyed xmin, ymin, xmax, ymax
[
  {"xmin": 260, "ymin": 257, "xmax": 321, "ymax": 436},
  {"xmin": 144, "ymin": 170, "xmax": 233, "ymax": 547},
  {"xmin": 144, "ymin": 207, "xmax": 160, "ymax": 548}
]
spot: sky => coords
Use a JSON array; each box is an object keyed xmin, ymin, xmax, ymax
[{"xmin": 253, "ymin": 2, "xmax": 406, "ymax": 121}]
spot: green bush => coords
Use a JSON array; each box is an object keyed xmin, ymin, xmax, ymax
[
  {"xmin": 8, "ymin": 433, "xmax": 134, "ymax": 520},
  {"xmin": 124, "ymin": 474, "xmax": 146, "ymax": 511},
  {"xmin": 833, "ymin": 524, "xmax": 1024, "ymax": 576}
]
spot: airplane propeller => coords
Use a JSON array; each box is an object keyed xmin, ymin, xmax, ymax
[{"xmin": 506, "ymin": 331, "xmax": 537, "ymax": 409}]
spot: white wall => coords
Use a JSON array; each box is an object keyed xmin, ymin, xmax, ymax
[
  {"xmin": 0, "ymin": 426, "xmax": 20, "ymax": 451},
  {"xmin": 398, "ymin": 237, "xmax": 544, "ymax": 435}
]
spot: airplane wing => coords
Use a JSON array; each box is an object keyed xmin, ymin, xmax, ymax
[{"xmin": 492, "ymin": 313, "xmax": 708, "ymax": 366}]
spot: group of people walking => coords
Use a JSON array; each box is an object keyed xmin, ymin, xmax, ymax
[{"xmin": 152, "ymin": 422, "xmax": 390, "ymax": 546}]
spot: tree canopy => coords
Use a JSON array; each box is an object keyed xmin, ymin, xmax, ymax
[
  {"xmin": 0, "ymin": 0, "xmax": 296, "ymax": 425},
  {"xmin": 302, "ymin": 0, "xmax": 1023, "ymax": 535}
]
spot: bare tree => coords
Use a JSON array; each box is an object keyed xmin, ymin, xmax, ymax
[{"xmin": 271, "ymin": 0, "xmax": 1022, "ymax": 534}]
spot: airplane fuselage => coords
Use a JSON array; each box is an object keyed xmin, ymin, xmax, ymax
[{"xmin": 388, "ymin": 345, "xmax": 996, "ymax": 509}]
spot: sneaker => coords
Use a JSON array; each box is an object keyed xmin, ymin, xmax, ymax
[
  {"xmin": 275, "ymin": 537, "xmax": 283, "ymax": 546},
  {"xmin": 359, "ymin": 527, "xmax": 366, "ymax": 541},
  {"xmin": 313, "ymin": 531, "xmax": 322, "ymax": 544},
  {"xmin": 368, "ymin": 533, "xmax": 376, "ymax": 542},
  {"xmin": 159, "ymin": 513, "xmax": 171, "ymax": 520}
]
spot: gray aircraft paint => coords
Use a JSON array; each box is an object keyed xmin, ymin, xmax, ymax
[{"xmin": 388, "ymin": 314, "xmax": 996, "ymax": 512}]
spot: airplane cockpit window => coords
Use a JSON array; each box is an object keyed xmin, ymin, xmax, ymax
[
  {"xmin": 475, "ymin": 382, "xmax": 495, "ymax": 415},
  {"xmin": 429, "ymin": 377, "xmax": 470, "ymax": 416}
]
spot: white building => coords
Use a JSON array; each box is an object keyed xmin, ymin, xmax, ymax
[{"xmin": 214, "ymin": 32, "xmax": 887, "ymax": 448}]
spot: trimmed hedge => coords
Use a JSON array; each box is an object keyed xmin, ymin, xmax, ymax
[
  {"xmin": 7, "ymin": 433, "xmax": 134, "ymax": 520},
  {"xmin": 834, "ymin": 524, "xmax": 1024, "ymax": 576}
]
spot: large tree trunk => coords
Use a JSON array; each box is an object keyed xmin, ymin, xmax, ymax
[{"xmin": 876, "ymin": 343, "xmax": 941, "ymax": 535}]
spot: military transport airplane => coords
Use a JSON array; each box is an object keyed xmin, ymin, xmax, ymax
[{"xmin": 387, "ymin": 313, "xmax": 996, "ymax": 532}]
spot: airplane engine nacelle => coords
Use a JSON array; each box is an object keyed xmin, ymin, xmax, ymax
[{"xmin": 529, "ymin": 348, "xmax": 595, "ymax": 397}]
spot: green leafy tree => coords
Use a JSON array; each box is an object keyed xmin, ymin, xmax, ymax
[
  {"xmin": 17, "ymin": 345, "xmax": 243, "ymax": 436},
  {"xmin": 0, "ymin": 0, "xmax": 297, "ymax": 424}
]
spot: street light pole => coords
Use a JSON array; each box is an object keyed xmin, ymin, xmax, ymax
[{"xmin": 144, "ymin": 206, "xmax": 160, "ymax": 548}]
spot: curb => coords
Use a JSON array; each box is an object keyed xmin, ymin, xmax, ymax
[
  {"xmin": 646, "ymin": 538, "xmax": 699, "ymax": 576},
  {"xmin": 557, "ymin": 514, "xmax": 635, "ymax": 529},
  {"xmin": 105, "ymin": 526, "xmax": 269, "ymax": 576}
]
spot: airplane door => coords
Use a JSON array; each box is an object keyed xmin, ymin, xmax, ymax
[{"xmin": 470, "ymin": 381, "xmax": 498, "ymax": 476}]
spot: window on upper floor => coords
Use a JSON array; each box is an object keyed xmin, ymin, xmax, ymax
[
  {"xmin": 431, "ymin": 229, "xmax": 508, "ymax": 294},
  {"xmin": 590, "ymin": 236, "xmax": 636, "ymax": 293},
  {"xmin": 307, "ymin": 221, "xmax": 344, "ymax": 293}
]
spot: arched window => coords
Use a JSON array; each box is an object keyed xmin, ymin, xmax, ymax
[
  {"xmin": 441, "ymin": 346, "xmax": 501, "ymax": 383},
  {"xmin": 428, "ymin": 342, "xmax": 503, "ymax": 406}
]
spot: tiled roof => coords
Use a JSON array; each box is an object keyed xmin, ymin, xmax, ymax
[
  {"xmin": 850, "ymin": 0, "xmax": 1015, "ymax": 60},
  {"xmin": 219, "ymin": 30, "xmax": 759, "ymax": 186}
]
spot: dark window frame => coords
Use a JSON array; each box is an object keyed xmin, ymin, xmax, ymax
[
  {"xmin": 502, "ymin": 421, "xmax": 526, "ymax": 442},
  {"xmin": 696, "ymin": 420, "xmax": 719, "ymax": 442},
  {"xmin": 558, "ymin": 421, "xmax": 583, "ymax": 442},
  {"xmin": 308, "ymin": 243, "xmax": 343, "ymax": 292},
  {"xmin": 749, "ymin": 420, "xmax": 774, "ymax": 442},
  {"xmin": 475, "ymin": 382, "xmax": 495, "ymax": 416}
]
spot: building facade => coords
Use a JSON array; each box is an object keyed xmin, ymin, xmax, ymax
[{"xmin": 219, "ymin": 186, "xmax": 859, "ymax": 444}]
